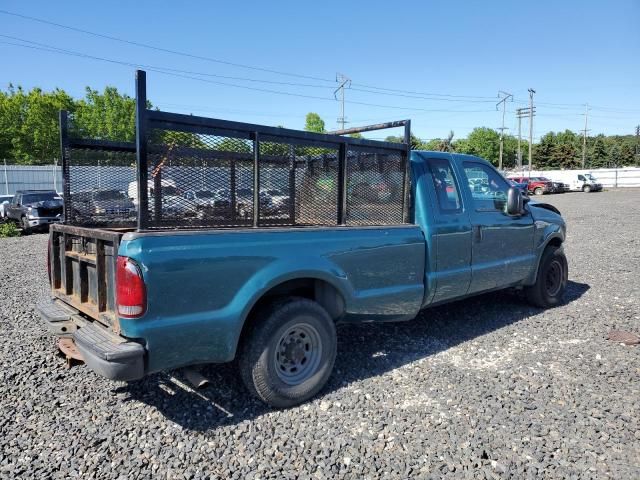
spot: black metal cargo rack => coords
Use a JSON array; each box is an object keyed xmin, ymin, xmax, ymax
[{"xmin": 60, "ymin": 70, "xmax": 411, "ymax": 231}]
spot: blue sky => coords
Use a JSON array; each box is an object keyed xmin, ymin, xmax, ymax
[{"xmin": 1, "ymin": 0, "xmax": 638, "ymax": 142}]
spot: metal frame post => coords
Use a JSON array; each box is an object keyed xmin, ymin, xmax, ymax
[
  {"xmin": 401, "ymin": 120, "xmax": 411, "ymax": 223},
  {"xmin": 337, "ymin": 142, "xmax": 347, "ymax": 225},
  {"xmin": 135, "ymin": 70, "xmax": 149, "ymax": 230},
  {"xmin": 3, "ymin": 159, "xmax": 9, "ymax": 195},
  {"xmin": 288, "ymin": 145, "xmax": 296, "ymax": 223},
  {"xmin": 252, "ymin": 132, "xmax": 260, "ymax": 227},
  {"xmin": 59, "ymin": 110, "xmax": 71, "ymax": 223}
]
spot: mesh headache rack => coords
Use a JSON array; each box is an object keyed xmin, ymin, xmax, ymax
[{"xmin": 59, "ymin": 70, "xmax": 411, "ymax": 231}]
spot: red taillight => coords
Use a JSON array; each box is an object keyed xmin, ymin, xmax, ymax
[{"xmin": 116, "ymin": 256, "xmax": 146, "ymax": 318}]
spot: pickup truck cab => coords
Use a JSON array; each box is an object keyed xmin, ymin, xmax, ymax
[{"xmin": 39, "ymin": 150, "xmax": 567, "ymax": 407}]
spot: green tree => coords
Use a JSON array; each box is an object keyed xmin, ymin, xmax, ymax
[
  {"xmin": 73, "ymin": 86, "xmax": 137, "ymax": 142},
  {"xmin": 304, "ymin": 112, "xmax": 325, "ymax": 133},
  {"xmin": 0, "ymin": 85, "xmax": 74, "ymax": 163},
  {"xmin": 463, "ymin": 128, "xmax": 500, "ymax": 165},
  {"xmin": 589, "ymin": 136, "xmax": 608, "ymax": 168}
]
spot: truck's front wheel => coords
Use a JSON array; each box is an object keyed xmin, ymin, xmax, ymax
[
  {"xmin": 525, "ymin": 246, "xmax": 568, "ymax": 308},
  {"xmin": 238, "ymin": 297, "xmax": 337, "ymax": 408}
]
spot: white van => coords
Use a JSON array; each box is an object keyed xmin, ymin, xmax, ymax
[{"xmin": 552, "ymin": 172, "xmax": 603, "ymax": 192}]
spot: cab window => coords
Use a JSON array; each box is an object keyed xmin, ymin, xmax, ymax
[
  {"xmin": 463, "ymin": 162, "xmax": 510, "ymax": 212},
  {"xmin": 427, "ymin": 158, "xmax": 461, "ymax": 213},
  {"xmin": 578, "ymin": 174, "xmax": 585, "ymax": 181}
]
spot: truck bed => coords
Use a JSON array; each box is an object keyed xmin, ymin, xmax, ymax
[{"xmin": 49, "ymin": 222, "xmax": 426, "ymax": 373}]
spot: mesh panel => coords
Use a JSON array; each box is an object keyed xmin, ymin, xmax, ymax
[
  {"xmin": 146, "ymin": 129, "xmax": 254, "ymax": 228},
  {"xmin": 345, "ymin": 148, "xmax": 405, "ymax": 225},
  {"xmin": 65, "ymin": 147, "xmax": 137, "ymax": 227},
  {"xmin": 259, "ymin": 141, "xmax": 338, "ymax": 226}
]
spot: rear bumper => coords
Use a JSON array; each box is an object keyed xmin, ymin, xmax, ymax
[{"xmin": 37, "ymin": 298, "xmax": 145, "ymax": 381}]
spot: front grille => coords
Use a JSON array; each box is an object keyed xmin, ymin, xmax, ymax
[{"xmin": 37, "ymin": 207, "xmax": 63, "ymax": 217}]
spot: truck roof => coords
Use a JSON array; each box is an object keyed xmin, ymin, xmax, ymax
[{"xmin": 411, "ymin": 150, "xmax": 491, "ymax": 166}]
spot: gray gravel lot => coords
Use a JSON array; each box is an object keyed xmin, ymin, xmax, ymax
[{"xmin": 1, "ymin": 189, "xmax": 639, "ymax": 479}]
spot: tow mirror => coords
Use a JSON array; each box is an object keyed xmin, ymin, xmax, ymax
[{"xmin": 506, "ymin": 187, "xmax": 523, "ymax": 215}]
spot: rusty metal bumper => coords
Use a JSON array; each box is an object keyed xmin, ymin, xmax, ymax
[{"xmin": 37, "ymin": 298, "xmax": 145, "ymax": 382}]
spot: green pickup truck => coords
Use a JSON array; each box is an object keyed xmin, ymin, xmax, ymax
[{"xmin": 38, "ymin": 71, "xmax": 567, "ymax": 408}]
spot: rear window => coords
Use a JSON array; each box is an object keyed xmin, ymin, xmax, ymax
[{"xmin": 427, "ymin": 158, "xmax": 462, "ymax": 213}]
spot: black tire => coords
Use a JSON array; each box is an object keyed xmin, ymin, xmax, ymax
[
  {"xmin": 21, "ymin": 216, "xmax": 31, "ymax": 234},
  {"xmin": 238, "ymin": 297, "xmax": 337, "ymax": 408},
  {"xmin": 534, "ymin": 187, "xmax": 544, "ymax": 196},
  {"xmin": 583, "ymin": 185, "xmax": 591, "ymax": 193},
  {"xmin": 525, "ymin": 246, "xmax": 568, "ymax": 308}
]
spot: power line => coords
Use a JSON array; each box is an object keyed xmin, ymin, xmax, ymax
[
  {"xmin": 0, "ymin": 9, "xmax": 335, "ymax": 83},
  {"xmin": 0, "ymin": 38, "xmax": 499, "ymax": 115}
]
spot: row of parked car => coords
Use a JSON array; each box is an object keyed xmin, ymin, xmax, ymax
[
  {"xmin": 0, "ymin": 184, "xmax": 295, "ymax": 232},
  {"xmin": 507, "ymin": 172, "xmax": 603, "ymax": 196}
]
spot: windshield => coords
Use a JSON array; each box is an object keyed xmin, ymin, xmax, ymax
[
  {"xmin": 584, "ymin": 174, "xmax": 597, "ymax": 181},
  {"xmin": 94, "ymin": 190, "xmax": 126, "ymax": 201},
  {"xmin": 22, "ymin": 192, "xmax": 60, "ymax": 203},
  {"xmin": 237, "ymin": 189, "xmax": 253, "ymax": 196},
  {"xmin": 265, "ymin": 190, "xmax": 284, "ymax": 196},
  {"xmin": 196, "ymin": 190, "xmax": 215, "ymax": 198}
]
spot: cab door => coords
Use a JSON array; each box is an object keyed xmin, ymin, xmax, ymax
[
  {"xmin": 459, "ymin": 160, "xmax": 535, "ymax": 293},
  {"xmin": 421, "ymin": 155, "xmax": 472, "ymax": 304}
]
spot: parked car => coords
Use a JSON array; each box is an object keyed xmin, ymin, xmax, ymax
[
  {"xmin": 40, "ymin": 152, "xmax": 567, "ymax": 408},
  {"xmin": 552, "ymin": 172, "xmax": 603, "ymax": 192},
  {"xmin": 128, "ymin": 179, "xmax": 197, "ymax": 218},
  {"xmin": 550, "ymin": 181, "xmax": 570, "ymax": 193},
  {"xmin": 509, "ymin": 176, "xmax": 553, "ymax": 196},
  {"xmin": 70, "ymin": 189, "xmax": 136, "ymax": 221},
  {"xmin": 6, "ymin": 190, "xmax": 63, "ymax": 233},
  {"xmin": 261, "ymin": 189, "xmax": 291, "ymax": 214},
  {"xmin": 0, "ymin": 195, "xmax": 13, "ymax": 219},
  {"xmin": 348, "ymin": 172, "xmax": 392, "ymax": 204}
]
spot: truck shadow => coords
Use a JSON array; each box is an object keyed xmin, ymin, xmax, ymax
[{"xmin": 117, "ymin": 280, "xmax": 589, "ymax": 432}]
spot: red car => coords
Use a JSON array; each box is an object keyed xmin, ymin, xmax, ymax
[{"xmin": 509, "ymin": 176, "xmax": 553, "ymax": 196}]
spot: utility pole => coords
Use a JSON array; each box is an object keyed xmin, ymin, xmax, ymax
[
  {"xmin": 581, "ymin": 103, "xmax": 590, "ymax": 168},
  {"xmin": 334, "ymin": 73, "xmax": 351, "ymax": 130},
  {"xmin": 528, "ymin": 88, "xmax": 536, "ymax": 174},
  {"xmin": 496, "ymin": 91, "xmax": 513, "ymax": 170},
  {"xmin": 516, "ymin": 106, "xmax": 535, "ymax": 173}
]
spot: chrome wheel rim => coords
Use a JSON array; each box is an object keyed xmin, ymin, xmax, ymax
[{"xmin": 274, "ymin": 323, "xmax": 322, "ymax": 385}]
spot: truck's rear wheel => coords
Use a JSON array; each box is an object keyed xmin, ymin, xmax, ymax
[
  {"xmin": 525, "ymin": 246, "xmax": 568, "ymax": 308},
  {"xmin": 238, "ymin": 297, "xmax": 337, "ymax": 408}
]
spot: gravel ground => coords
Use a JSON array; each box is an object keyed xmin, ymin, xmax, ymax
[{"xmin": 1, "ymin": 189, "xmax": 639, "ymax": 479}]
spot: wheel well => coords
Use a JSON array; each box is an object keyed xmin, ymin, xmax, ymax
[
  {"xmin": 237, "ymin": 278, "xmax": 346, "ymax": 350},
  {"xmin": 547, "ymin": 237, "xmax": 562, "ymax": 249}
]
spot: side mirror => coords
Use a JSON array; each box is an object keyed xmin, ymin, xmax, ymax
[{"xmin": 506, "ymin": 187, "xmax": 523, "ymax": 215}]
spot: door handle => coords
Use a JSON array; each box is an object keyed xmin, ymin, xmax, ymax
[{"xmin": 473, "ymin": 225, "xmax": 483, "ymax": 242}]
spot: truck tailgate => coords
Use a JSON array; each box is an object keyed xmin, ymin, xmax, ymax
[{"xmin": 49, "ymin": 224, "xmax": 125, "ymax": 331}]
